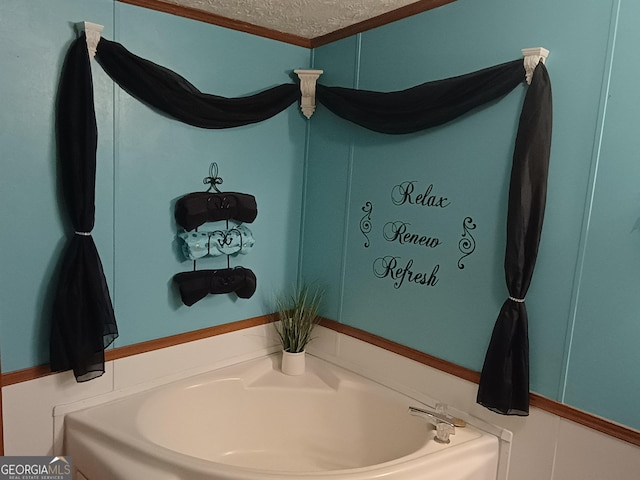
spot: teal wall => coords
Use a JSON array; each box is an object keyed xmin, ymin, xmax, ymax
[
  {"xmin": 0, "ymin": 0, "xmax": 310, "ymax": 371},
  {"xmin": 1, "ymin": 0, "xmax": 639, "ymax": 434},
  {"xmin": 561, "ymin": 0, "xmax": 640, "ymax": 427},
  {"xmin": 304, "ymin": 0, "xmax": 640, "ymax": 430}
]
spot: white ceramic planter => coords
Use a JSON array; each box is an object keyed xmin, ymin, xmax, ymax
[{"xmin": 281, "ymin": 350, "xmax": 306, "ymax": 375}]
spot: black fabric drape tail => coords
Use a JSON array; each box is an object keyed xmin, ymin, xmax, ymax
[
  {"xmin": 50, "ymin": 236, "xmax": 118, "ymax": 380},
  {"xmin": 50, "ymin": 35, "xmax": 118, "ymax": 382},
  {"xmin": 477, "ymin": 299, "xmax": 530, "ymax": 415},
  {"xmin": 477, "ymin": 63, "xmax": 552, "ymax": 415}
]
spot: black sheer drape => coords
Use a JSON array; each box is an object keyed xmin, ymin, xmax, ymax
[
  {"xmin": 52, "ymin": 33, "xmax": 552, "ymax": 405},
  {"xmin": 477, "ymin": 63, "xmax": 552, "ymax": 415},
  {"xmin": 50, "ymin": 35, "xmax": 118, "ymax": 381},
  {"xmin": 316, "ymin": 59, "xmax": 524, "ymax": 134},
  {"xmin": 316, "ymin": 60, "xmax": 552, "ymax": 414},
  {"xmin": 94, "ymin": 38, "xmax": 299, "ymax": 129},
  {"xmin": 51, "ymin": 35, "xmax": 300, "ymax": 381}
]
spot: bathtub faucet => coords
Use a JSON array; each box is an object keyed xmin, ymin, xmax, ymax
[{"xmin": 408, "ymin": 405, "xmax": 457, "ymax": 444}]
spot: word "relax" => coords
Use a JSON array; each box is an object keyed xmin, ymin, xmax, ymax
[
  {"xmin": 383, "ymin": 221, "xmax": 442, "ymax": 248},
  {"xmin": 391, "ymin": 181, "xmax": 451, "ymax": 208},
  {"xmin": 373, "ymin": 256, "xmax": 439, "ymax": 289}
]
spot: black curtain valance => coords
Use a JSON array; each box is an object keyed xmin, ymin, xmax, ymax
[
  {"xmin": 52, "ymin": 33, "xmax": 551, "ymax": 417},
  {"xmin": 95, "ymin": 38, "xmax": 299, "ymax": 129},
  {"xmin": 316, "ymin": 59, "xmax": 525, "ymax": 134}
]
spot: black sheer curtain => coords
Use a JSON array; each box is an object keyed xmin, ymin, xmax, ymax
[
  {"xmin": 94, "ymin": 38, "xmax": 299, "ymax": 129},
  {"xmin": 316, "ymin": 59, "xmax": 524, "ymax": 134},
  {"xmin": 316, "ymin": 60, "xmax": 552, "ymax": 414},
  {"xmin": 53, "ymin": 33, "xmax": 551, "ymax": 413},
  {"xmin": 51, "ymin": 35, "xmax": 300, "ymax": 381},
  {"xmin": 477, "ymin": 63, "xmax": 552, "ymax": 415},
  {"xmin": 50, "ymin": 35, "xmax": 118, "ymax": 381}
]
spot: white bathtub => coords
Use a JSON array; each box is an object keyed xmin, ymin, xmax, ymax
[{"xmin": 64, "ymin": 355, "xmax": 499, "ymax": 480}]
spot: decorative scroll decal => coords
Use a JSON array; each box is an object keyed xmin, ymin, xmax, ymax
[
  {"xmin": 457, "ymin": 217, "xmax": 477, "ymax": 269},
  {"xmin": 360, "ymin": 201, "xmax": 373, "ymax": 248}
]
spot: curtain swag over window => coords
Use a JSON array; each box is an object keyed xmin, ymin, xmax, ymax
[{"xmin": 53, "ymin": 33, "xmax": 551, "ymax": 416}]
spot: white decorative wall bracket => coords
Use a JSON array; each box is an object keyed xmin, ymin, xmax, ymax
[
  {"xmin": 75, "ymin": 21, "xmax": 104, "ymax": 58},
  {"xmin": 522, "ymin": 47, "xmax": 550, "ymax": 85},
  {"xmin": 294, "ymin": 69, "xmax": 324, "ymax": 119}
]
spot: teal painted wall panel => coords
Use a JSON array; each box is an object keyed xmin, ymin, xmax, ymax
[
  {"xmin": 300, "ymin": 37, "xmax": 361, "ymax": 319},
  {"xmin": 0, "ymin": 1, "xmax": 309, "ymax": 371},
  {"xmin": 563, "ymin": 0, "xmax": 640, "ymax": 429}
]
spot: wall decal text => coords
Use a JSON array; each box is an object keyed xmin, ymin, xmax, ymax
[
  {"xmin": 383, "ymin": 221, "xmax": 442, "ymax": 249},
  {"xmin": 359, "ymin": 179, "xmax": 477, "ymax": 290},
  {"xmin": 391, "ymin": 181, "xmax": 451, "ymax": 208},
  {"xmin": 373, "ymin": 256, "xmax": 440, "ymax": 289}
]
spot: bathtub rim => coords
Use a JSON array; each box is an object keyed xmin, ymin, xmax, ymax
[
  {"xmin": 54, "ymin": 351, "xmax": 511, "ymax": 440},
  {"xmin": 66, "ymin": 417, "xmax": 499, "ymax": 480},
  {"xmin": 65, "ymin": 403, "xmax": 499, "ymax": 480},
  {"xmin": 62, "ymin": 353, "xmax": 510, "ymax": 480},
  {"xmin": 53, "ymin": 348, "xmax": 513, "ymax": 479}
]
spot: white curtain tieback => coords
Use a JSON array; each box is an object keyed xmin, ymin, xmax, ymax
[
  {"xmin": 509, "ymin": 296, "xmax": 525, "ymax": 303},
  {"xmin": 74, "ymin": 231, "xmax": 92, "ymax": 236}
]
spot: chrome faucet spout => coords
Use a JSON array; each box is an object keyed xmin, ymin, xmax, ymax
[
  {"xmin": 408, "ymin": 405, "xmax": 455, "ymax": 444},
  {"xmin": 408, "ymin": 406, "xmax": 455, "ymax": 427}
]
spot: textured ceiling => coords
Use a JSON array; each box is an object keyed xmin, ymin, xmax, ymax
[{"xmin": 162, "ymin": 0, "xmax": 428, "ymax": 38}]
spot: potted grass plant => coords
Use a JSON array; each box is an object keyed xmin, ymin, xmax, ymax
[{"xmin": 273, "ymin": 284, "xmax": 323, "ymax": 375}]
